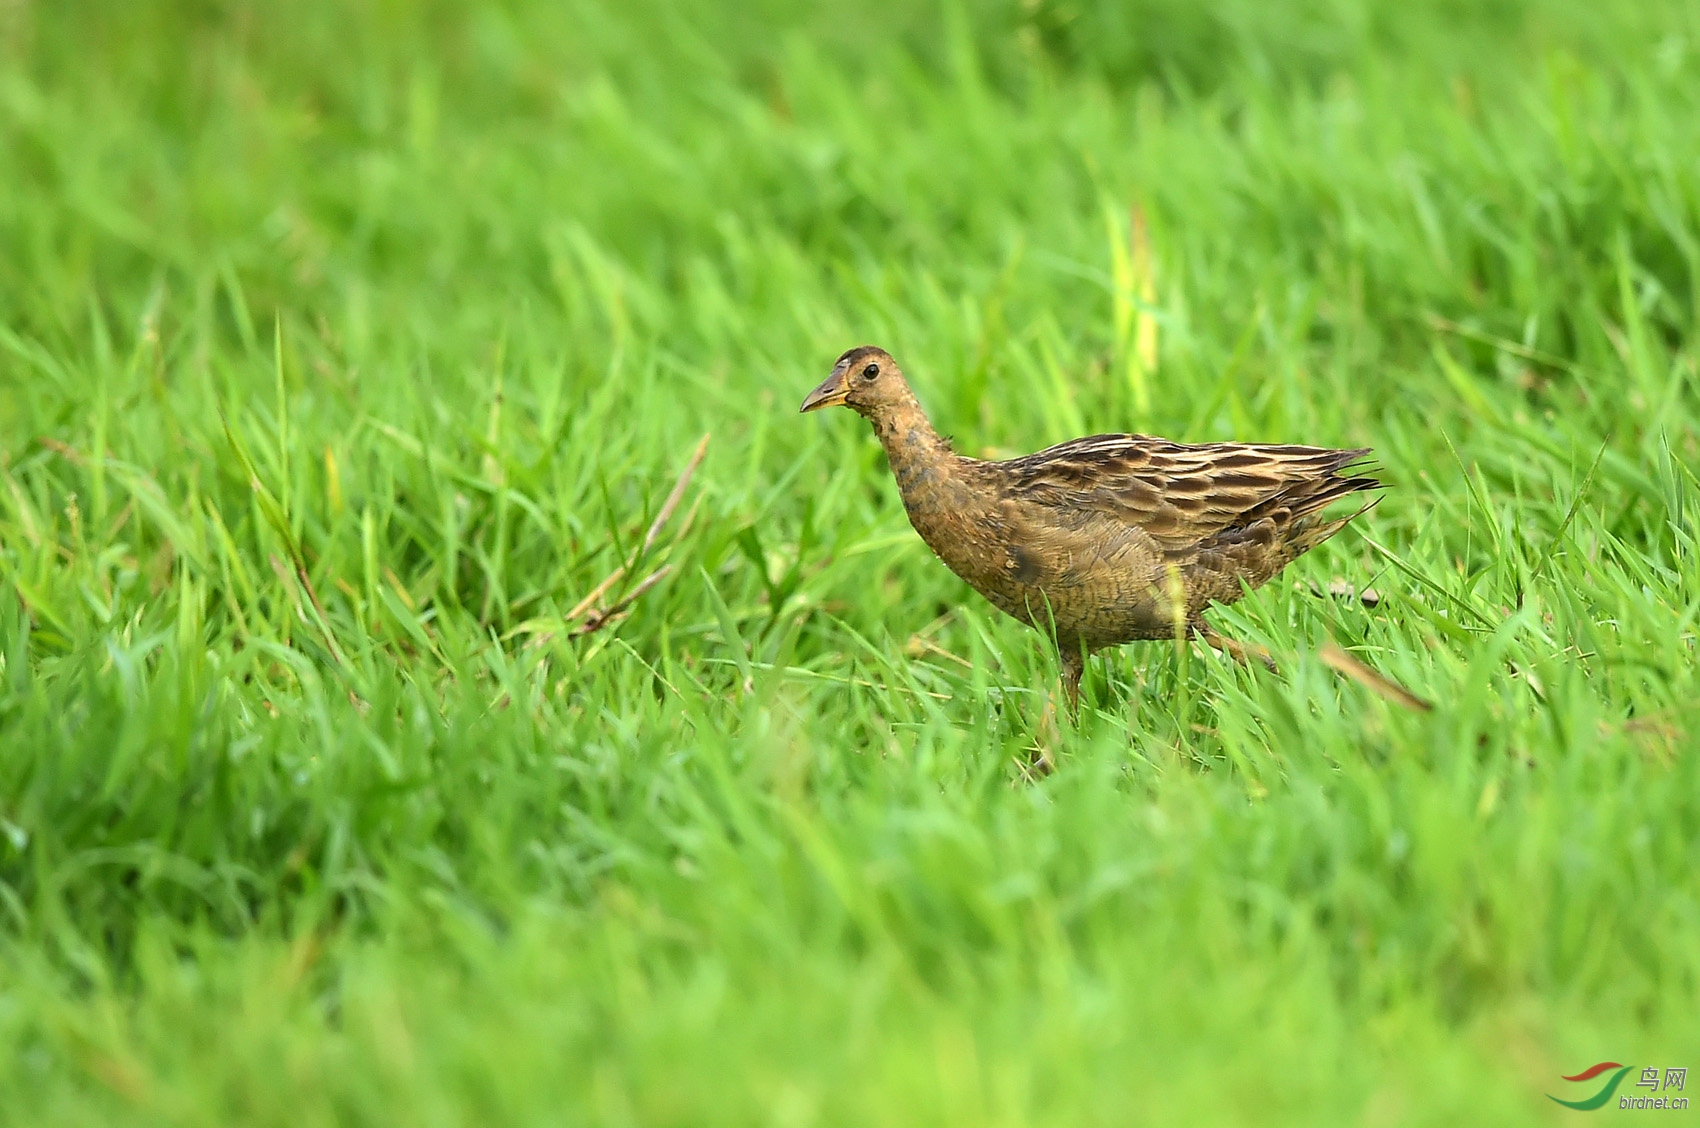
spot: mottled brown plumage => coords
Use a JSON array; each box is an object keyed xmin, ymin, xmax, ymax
[{"xmin": 801, "ymin": 346, "xmax": 1382, "ymax": 708}]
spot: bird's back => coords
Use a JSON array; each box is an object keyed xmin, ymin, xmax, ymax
[{"xmin": 939, "ymin": 435, "xmax": 1381, "ymax": 646}]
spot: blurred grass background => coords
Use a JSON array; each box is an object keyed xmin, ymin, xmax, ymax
[{"xmin": 2, "ymin": 0, "xmax": 1698, "ymax": 1123}]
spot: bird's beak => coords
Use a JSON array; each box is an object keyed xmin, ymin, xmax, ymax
[{"xmin": 799, "ymin": 370, "xmax": 850, "ymax": 413}]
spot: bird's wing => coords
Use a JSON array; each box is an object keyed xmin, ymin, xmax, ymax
[{"xmin": 993, "ymin": 433, "xmax": 1380, "ymax": 554}]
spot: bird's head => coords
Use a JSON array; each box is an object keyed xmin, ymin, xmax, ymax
[{"xmin": 799, "ymin": 346, "xmax": 907, "ymax": 418}]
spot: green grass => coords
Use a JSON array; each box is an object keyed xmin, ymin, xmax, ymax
[{"xmin": 3, "ymin": 0, "xmax": 1698, "ymax": 1122}]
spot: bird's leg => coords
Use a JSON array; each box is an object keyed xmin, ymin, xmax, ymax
[
  {"xmin": 1059, "ymin": 647, "xmax": 1085, "ymax": 717},
  {"xmin": 1196, "ymin": 623, "xmax": 1278, "ymax": 671},
  {"xmin": 1029, "ymin": 702, "xmax": 1058, "ymax": 778},
  {"xmin": 1024, "ymin": 647, "xmax": 1083, "ymax": 780}
]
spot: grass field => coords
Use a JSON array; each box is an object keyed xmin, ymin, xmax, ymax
[{"xmin": 2, "ymin": 0, "xmax": 1698, "ymax": 1123}]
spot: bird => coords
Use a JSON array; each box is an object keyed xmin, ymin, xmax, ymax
[{"xmin": 800, "ymin": 345, "xmax": 1382, "ymax": 712}]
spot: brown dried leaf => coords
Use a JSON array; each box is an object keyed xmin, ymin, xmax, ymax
[{"xmin": 1319, "ymin": 640, "xmax": 1432, "ymax": 712}]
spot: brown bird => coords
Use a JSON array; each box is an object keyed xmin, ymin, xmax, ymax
[{"xmin": 801, "ymin": 346, "xmax": 1381, "ymax": 710}]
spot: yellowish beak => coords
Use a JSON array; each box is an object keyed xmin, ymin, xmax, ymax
[{"xmin": 799, "ymin": 370, "xmax": 849, "ymax": 413}]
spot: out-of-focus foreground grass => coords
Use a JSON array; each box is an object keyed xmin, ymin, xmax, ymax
[{"xmin": 1, "ymin": 0, "xmax": 1697, "ymax": 1123}]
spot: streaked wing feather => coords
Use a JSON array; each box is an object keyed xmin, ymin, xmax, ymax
[{"xmin": 996, "ymin": 433, "xmax": 1379, "ymax": 549}]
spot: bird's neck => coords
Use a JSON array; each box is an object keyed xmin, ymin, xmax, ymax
[{"xmin": 866, "ymin": 393, "xmax": 971, "ymax": 515}]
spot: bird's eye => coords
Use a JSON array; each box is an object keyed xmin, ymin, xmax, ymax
[{"xmin": 861, "ymin": 363, "xmax": 880, "ymax": 381}]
